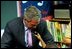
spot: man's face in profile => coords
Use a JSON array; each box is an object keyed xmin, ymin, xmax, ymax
[{"xmin": 24, "ymin": 18, "xmax": 39, "ymax": 29}]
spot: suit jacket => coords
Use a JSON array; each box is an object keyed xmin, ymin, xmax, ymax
[{"xmin": 1, "ymin": 17, "xmax": 57, "ymax": 48}]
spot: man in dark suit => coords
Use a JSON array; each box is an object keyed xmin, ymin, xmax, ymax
[{"xmin": 1, "ymin": 6, "xmax": 57, "ymax": 48}]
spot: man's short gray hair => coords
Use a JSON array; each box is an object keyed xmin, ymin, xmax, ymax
[{"xmin": 24, "ymin": 6, "xmax": 41, "ymax": 21}]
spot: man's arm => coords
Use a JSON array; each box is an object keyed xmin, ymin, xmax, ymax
[
  {"xmin": 41, "ymin": 21, "xmax": 57, "ymax": 48},
  {"xmin": 36, "ymin": 20, "xmax": 58, "ymax": 48},
  {"xmin": 1, "ymin": 23, "xmax": 13, "ymax": 48}
]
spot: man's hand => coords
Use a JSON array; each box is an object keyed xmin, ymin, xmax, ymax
[
  {"xmin": 34, "ymin": 32, "xmax": 42, "ymax": 41},
  {"xmin": 34, "ymin": 32, "xmax": 46, "ymax": 48}
]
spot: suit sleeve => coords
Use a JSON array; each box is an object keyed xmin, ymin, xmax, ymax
[
  {"xmin": 41, "ymin": 21, "xmax": 58, "ymax": 48},
  {"xmin": 1, "ymin": 22, "xmax": 14, "ymax": 48}
]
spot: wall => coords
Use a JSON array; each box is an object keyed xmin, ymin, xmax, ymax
[{"xmin": 1, "ymin": 1, "xmax": 17, "ymax": 37}]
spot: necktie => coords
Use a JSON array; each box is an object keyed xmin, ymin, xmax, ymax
[{"xmin": 27, "ymin": 30, "xmax": 32, "ymax": 47}]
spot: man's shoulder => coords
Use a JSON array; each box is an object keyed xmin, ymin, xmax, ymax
[
  {"xmin": 39, "ymin": 19, "xmax": 46, "ymax": 25},
  {"xmin": 7, "ymin": 17, "xmax": 23, "ymax": 26},
  {"xmin": 36, "ymin": 19, "xmax": 47, "ymax": 29}
]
